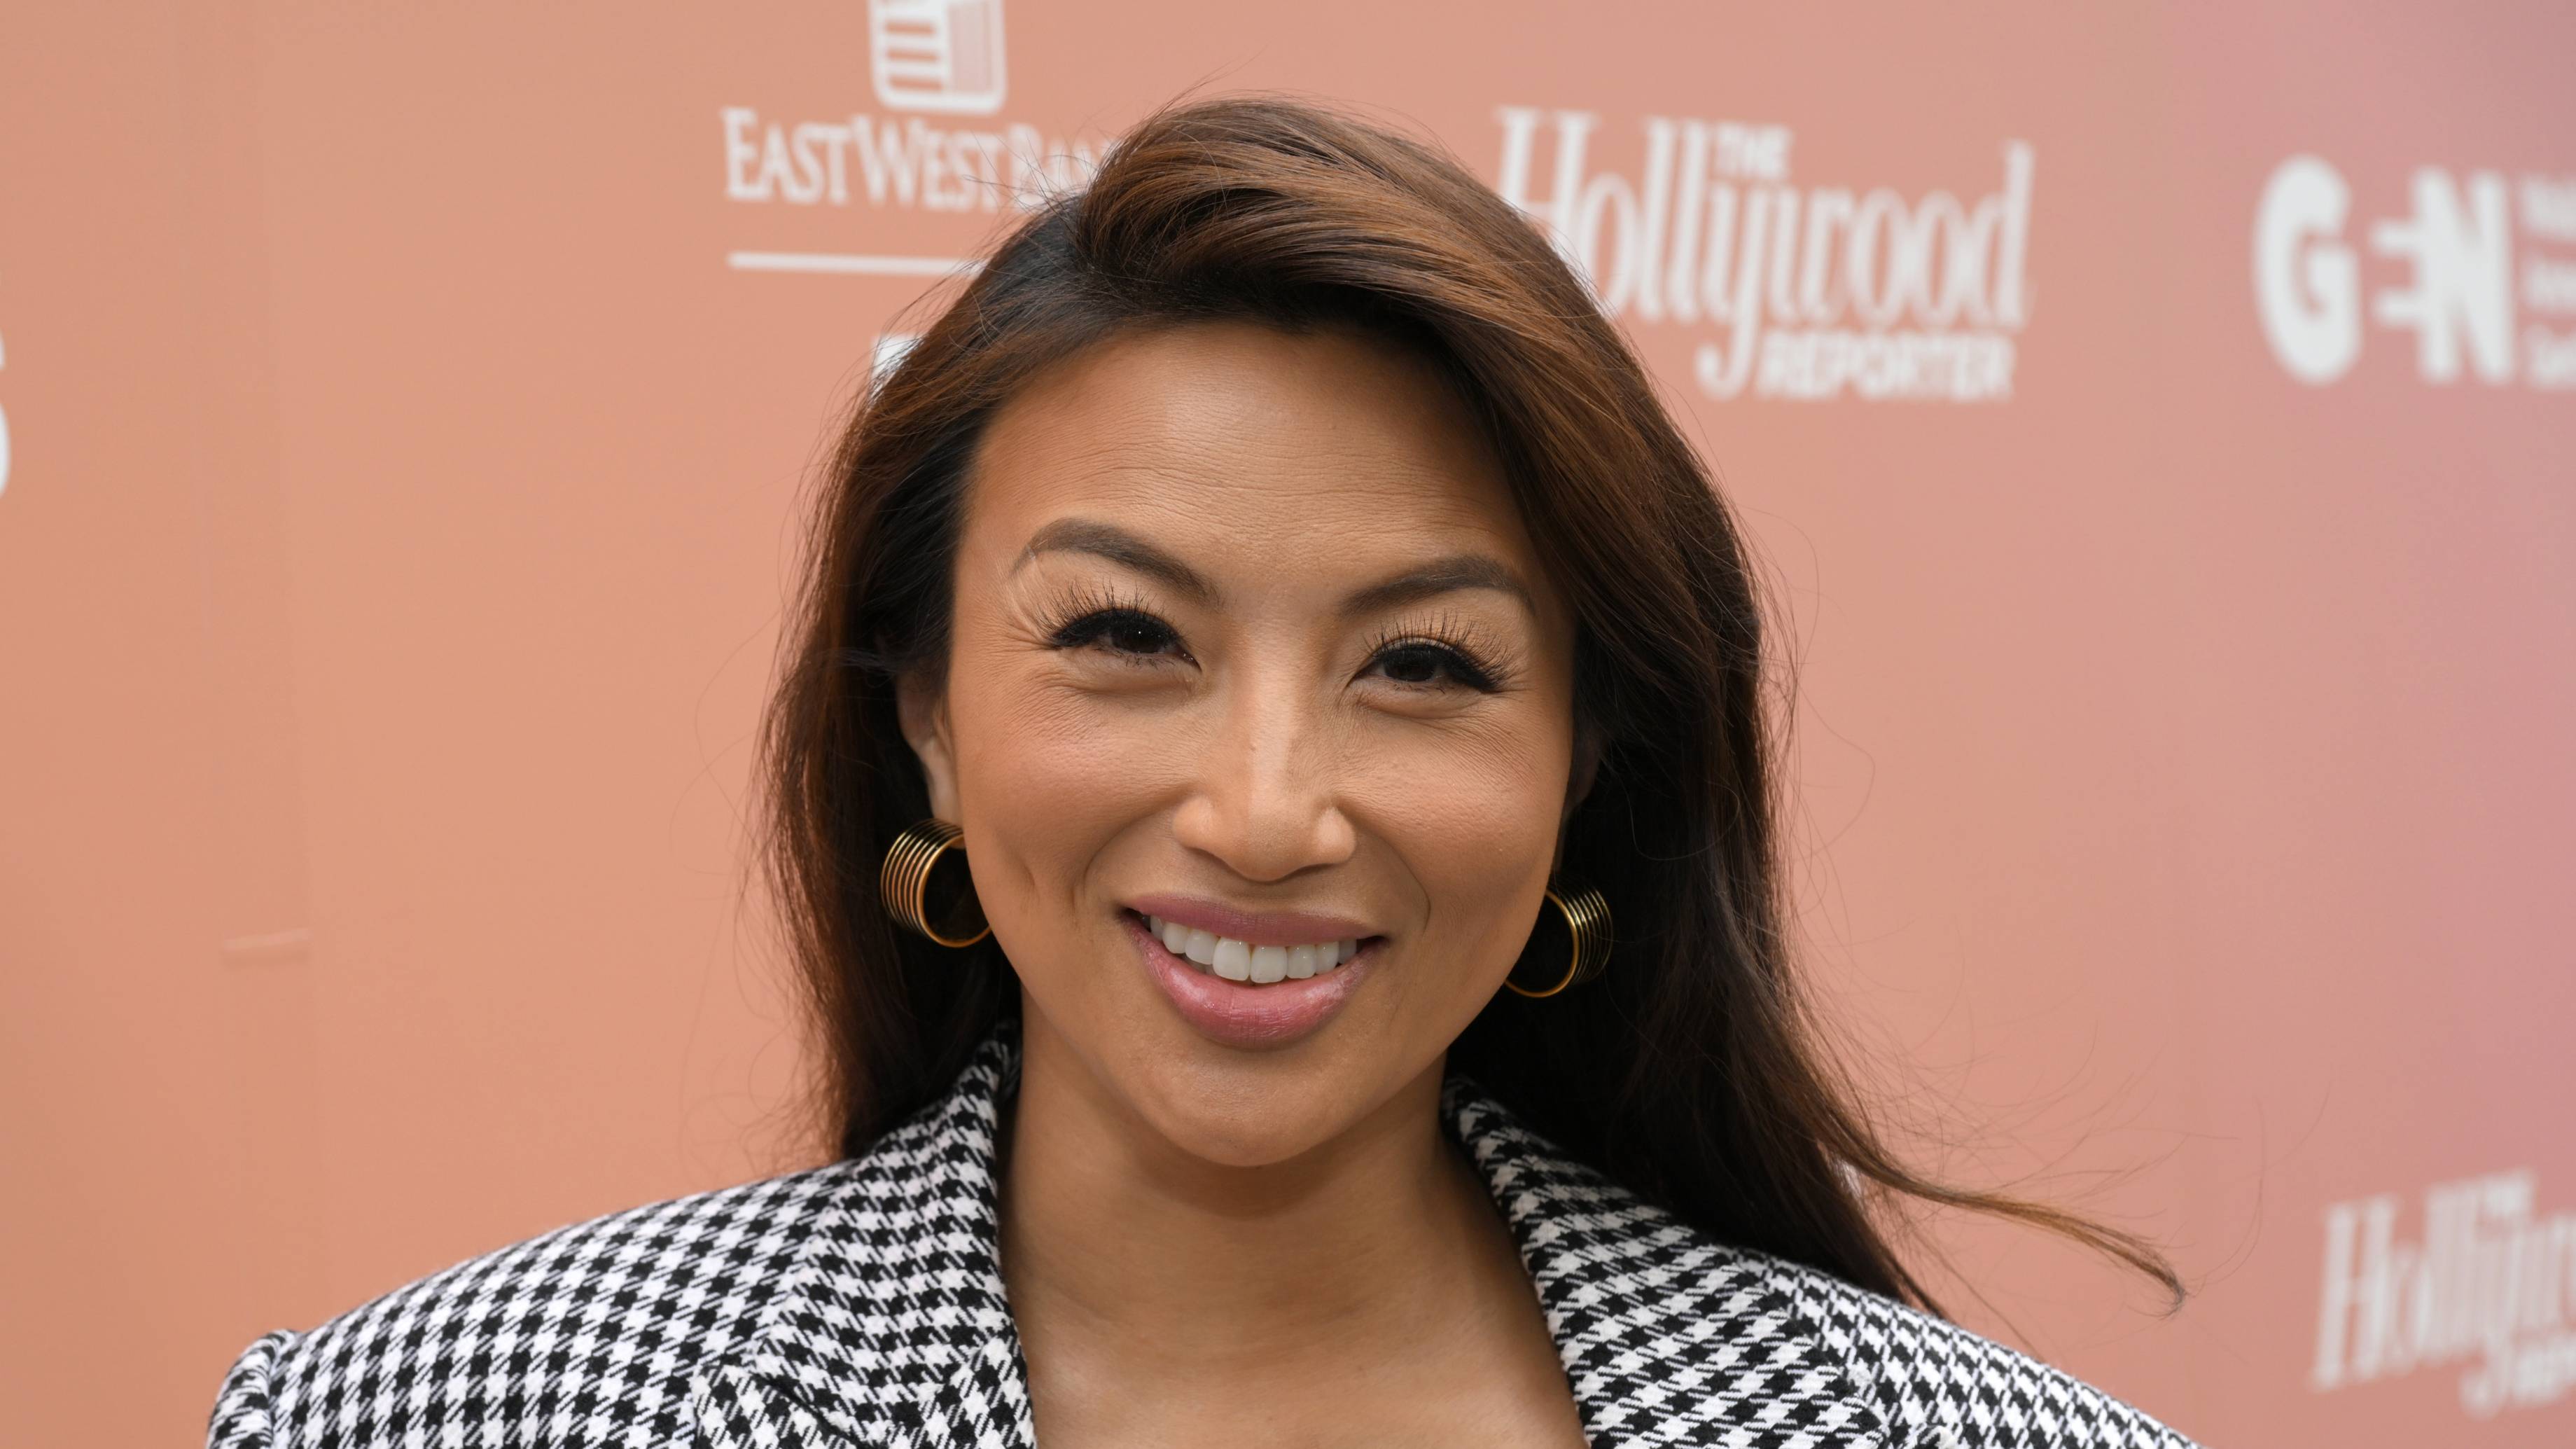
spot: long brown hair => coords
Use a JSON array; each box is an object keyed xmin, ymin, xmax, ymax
[{"xmin": 759, "ymin": 92, "xmax": 2178, "ymax": 1315}]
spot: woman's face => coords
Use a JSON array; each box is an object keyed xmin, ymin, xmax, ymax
[{"xmin": 900, "ymin": 319, "xmax": 1585, "ymax": 1168}]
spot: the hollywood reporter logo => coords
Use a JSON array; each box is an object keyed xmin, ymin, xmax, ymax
[
  {"xmin": 1494, "ymin": 109, "xmax": 2035, "ymax": 404},
  {"xmin": 2255, "ymin": 156, "xmax": 2576, "ymax": 389},
  {"xmin": 2313, "ymin": 1169, "xmax": 2576, "ymax": 1416}
]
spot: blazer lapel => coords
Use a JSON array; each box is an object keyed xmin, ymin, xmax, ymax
[
  {"xmin": 1443, "ymin": 1080, "xmax": 1889, "ymax": 1448},
  {"xmin": 690, "ymin": 1018, "xmax": 1880, "ymax": 1448},
  {"xmin": 691, "ymin": 1023, "xmax": 1038, "ymax": 1449}
]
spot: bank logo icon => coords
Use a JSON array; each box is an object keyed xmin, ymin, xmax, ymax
[{"xmin": 868, "ymin": 0, "xmax": 1008, "ymax": 116}]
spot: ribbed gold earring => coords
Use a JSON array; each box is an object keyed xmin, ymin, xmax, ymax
[
  {"xmin": 881, "ymin": 818, "xmax": 991, "ymax": 948},
  {"xmin": 1503, "ymin": 885, "xmax": 1613, "ymax": 999}
]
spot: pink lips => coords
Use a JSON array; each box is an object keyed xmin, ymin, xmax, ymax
[
  {"xmin": 1120, "ymin": 902, "xmax": 1379, "ymax": 1051},
  {"xmin": 1126, "ymin": 893, "xmax": 1374, "ymax": 948}
]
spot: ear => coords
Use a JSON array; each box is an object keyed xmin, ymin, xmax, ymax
[
  {"xmin": 1552, "ymin": 724, "xmax": 1602, "ymax": 878},
  {"xmin": 1564, "ymin": 723, "xmax": 1602, "ymax": 821},
  {"xmin": 894, "ymin": 667, "xmax": 963, "ymax": 823}
]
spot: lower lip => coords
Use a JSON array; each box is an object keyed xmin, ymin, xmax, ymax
[{"xmin": 1124, "ymin": 910, "xmax": 1377, "ymax": 1051}]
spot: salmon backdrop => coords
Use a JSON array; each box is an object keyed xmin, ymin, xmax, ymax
[{"xmin": 3, "ymin": 4, "xmax": 2572, "ymax": 1445}]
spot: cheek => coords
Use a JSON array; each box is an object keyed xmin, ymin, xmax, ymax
[
  {"xmin": 1346, "ymin": 713, "xmax": 1572, "ymax": 964},
  {"xmin": 943, "ymin": 665, "xmax": 1177, "ymax": 926},
  {"xmin": 940, "ymin": 628, "xmax": 1576, "ymax": 1022}
]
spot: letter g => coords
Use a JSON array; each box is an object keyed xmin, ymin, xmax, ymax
[{"xmin": 2255, "ymin": 156, "xmax": 2361, "ymax": 384}]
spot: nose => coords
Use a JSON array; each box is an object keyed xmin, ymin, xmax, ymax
[{"xmin": 1170, "ymin": 663, "xmax": 1356, "ymax": 883}]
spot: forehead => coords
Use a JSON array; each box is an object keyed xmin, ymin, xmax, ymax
[{"xmin": 964, "ymin": 319, "xmax": 1529, "ymax": 560}]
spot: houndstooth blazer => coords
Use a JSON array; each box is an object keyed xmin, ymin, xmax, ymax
[{"xmin": 207, "ymin": 1020, "xmax": 2199, "ymax": 1448}]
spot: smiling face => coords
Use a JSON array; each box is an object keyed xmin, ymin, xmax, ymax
[{"xmin": 898, "ymin": 319, "xmax": 1585, "ymax": 1168}]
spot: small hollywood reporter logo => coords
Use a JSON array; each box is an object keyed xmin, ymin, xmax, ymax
[{"xmin": 868, "ymin": 0, "xmax": 1008, "ymax": 116}]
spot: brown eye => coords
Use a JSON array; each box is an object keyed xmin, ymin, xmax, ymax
[
  {"xmin": 1103, "ymin": 616, "xmax": 1172, "ymax": 655},
  {"xmin": 1368, "ymin": 642, "xmax": 1496, "ymax": 692},
  {"xmin": 1052, "ymin": 607, "xmax": 1185, "ymax": 660}
]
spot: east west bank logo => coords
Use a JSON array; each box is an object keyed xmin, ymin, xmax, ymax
[
  {"xmin": 867, "ymin": 0, "xmax": 1004, "ymax": 116},
  {"xmin": 719, "ymin": 0, "xmax": 1109, "ymax": 279},
  {"xmin": 1494, "ymin": 109, "xmax": 2036, "ymax": 404}
]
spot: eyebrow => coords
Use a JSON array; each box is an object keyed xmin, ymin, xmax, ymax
[
  {"xmin": 1339, "ymin": 553, "xmax": 1534, "ymax": 619},
  {"xmin": 1016, "ymin": 518, "xmax": 1217, "ymax": 605},
  {"xmin": 1012, "ymin": 517, "xmax": 1536, "ymax": 618}
]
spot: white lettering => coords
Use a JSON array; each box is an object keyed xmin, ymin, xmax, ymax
[
  {"xmin": 2313, "ymin": 1171, "xmax": 2576, "ymax": 1417},
  {"xmin": 2519, "ymin": 174, "xmax": 2576, "ymax": 241},
  {"xmin": 722, "ymin": 106, "xmax": 766, "ymax": 201},
  {"xmin": 2521, "ymin": 256, "xmax": 2576, "ymax": 314},
  {"xmin": 1495, "ymin": 110, "xmax": 2038, "ymax": 404},
  {"xmin": 2255, "ymin": 156, "xmax": 2362, "ymax": 384},
  {"xmin": 851, "ymin": 115, "xmax": 926, "ymax": 207},
  {"xmin": 2372, "ymin": 167, "xmax": 2518, "ymax": 384},
  {"xmin": 755, "ymin": 123, "xmax": 802, "ymax": 203},
  {"xmin": 2526, "ymin": 326, "xmax": 2576, "ymax": 388},
  {"xmin": 1990, "ymin": 142, "xmax": 2035, "ymax": 328},
  {"xmin": 723, "ymin": 106, "xmax": 1104, "ymax": 214}
]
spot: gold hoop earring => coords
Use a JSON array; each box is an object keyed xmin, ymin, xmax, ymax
[
  {"xmin": 881, "ymin": 818, "xmax": 991, "ymax": 948},
  {"xmin": 1503, "ymin": 885, "xmax": 1612, "ymax": 999}
]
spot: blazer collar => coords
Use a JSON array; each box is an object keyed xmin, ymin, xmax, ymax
[{"xmin": 691, "ymin": 1017, "xmax": 1881, "ymax": 1448}]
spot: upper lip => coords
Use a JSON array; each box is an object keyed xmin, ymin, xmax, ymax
[{"xmin": 1125, "ymin": 892, "xmax": 1379, "ymax": 948}]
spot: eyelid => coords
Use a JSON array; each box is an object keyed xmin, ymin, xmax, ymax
[
  {"xmin": 1037, "ymin": 578, "xmax": 1159, "ymax": 639},
  {"xmin": 1359, "ymin": 613, "xmax": 1513, "ymax": 692},
  {"xmin": 1039, "ymin": 583, "xmax": 1513, "ymax": 690},
  {"xmin": 1034, "ymin": 581, "xmax": 1199, "ymax": 669}
]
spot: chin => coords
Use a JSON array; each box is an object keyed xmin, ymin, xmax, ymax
[{"xmin": 1120, "ymin": 1040, "xmax": 1378, "ymax": 1171}]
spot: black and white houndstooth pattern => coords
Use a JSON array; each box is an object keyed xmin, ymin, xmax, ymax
[{"xmin": 209, "ymin": 1019, "xmax": 2199, "ymax": 1447}]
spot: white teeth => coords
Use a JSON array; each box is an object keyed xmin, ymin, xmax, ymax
[
  {"xmin": 1145, "ymin": 915, "xmax": 1365, "ymax": 983},
  {"xmin": 1211, "ymin": 938, "xmax": 1252, "ymax": 981}
]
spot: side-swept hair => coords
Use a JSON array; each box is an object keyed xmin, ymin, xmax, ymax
[{"xmin": 760, "ymin": 92, "xmax": 2178, "ymax": 1315}]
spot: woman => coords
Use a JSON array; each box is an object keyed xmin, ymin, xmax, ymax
[{"xmin": 209, "ymin": 95, "xmax": 2199, "ymax": 1448}]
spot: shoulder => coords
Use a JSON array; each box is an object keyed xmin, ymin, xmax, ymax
[
  {"xmin": 1759, "ymin": 1252, "xmax": 2201, "ymax": 1449},
  {"xmin": 206, "ymin": 1162, "xmax": 858, "ymax": 1449},
  {"xmin": 1444, "ymin": 1081, "xmax": 2199, "ymax": 1448},
  {"xmin": 209, "ymin": 1027, "xmax": 1026, "ymax": 1449}
]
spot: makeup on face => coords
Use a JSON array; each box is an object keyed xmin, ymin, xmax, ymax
[
  {"xmin": 928, "ymin": 321, "xmax": 1580, "ymax": 1161},
  {"xmin": 1118, "ymin": 905, "xmax": 1379, "ymax": 1051}
]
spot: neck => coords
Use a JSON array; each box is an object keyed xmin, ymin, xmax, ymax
[{"xmin": 996, "ymin": 1007, "xmax": 1517, "ymax": 1370}]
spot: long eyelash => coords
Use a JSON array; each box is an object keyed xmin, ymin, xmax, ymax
[
  {"xmin": 1036, "ymin": 587, "xmax": 1510, "ymax": 688},
  {"xmin": 1360, "ymin": 611, "xmax": 1517, "ymax": 692},
  {"xmin": 1033, "ymin": 579, "xmax": 1155, "ymax": 646},
  {"xmin": 1033, "ymin": 581, "xmax": 1188, "ymax": 663}
]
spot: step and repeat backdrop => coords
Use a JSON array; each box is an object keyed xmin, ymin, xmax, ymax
[{"xmin": 4, "ymin": 3, "xmax": 2570, "ymax": 1444}]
